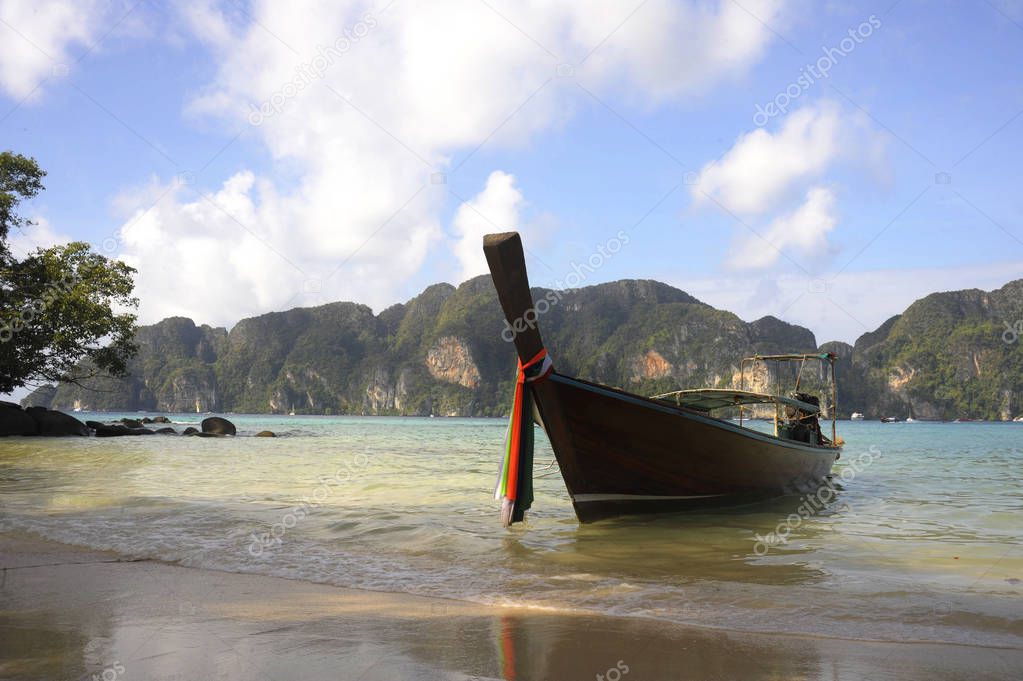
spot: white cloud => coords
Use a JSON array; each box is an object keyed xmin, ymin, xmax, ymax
[
  {"xmin": 728, "ymin": 186, "xmax": 837, "ymax": 269},
  {"xmin": 95, "ymin": 0, "xmax": 790, "ymax": 325},
  {"xmin": 176, "ymin": 0, "xmax": 237, "ymax": 47},
  {"xmin": 7, "ymin": 216, "xmax": 73, "ymax": 258},
  {"xmin": 556, "ymin": 0, "xmax": 785, "ymax": 100},
  {"xmin": 111, "ymin": 170, "xmax": 440, "ymax": 325},
  {"xmin": 690, "ymin": 100, "xmax": 888, "ymax": 271},
  {"xmin": 452, "ymin": 171, "xmax": 524, "ymax": 282},
  {"xmin": 0, "ymin": 0, "xmax": 110, "ymax": 100},
  {"xmin": 692, "ymin": 101, "xmax": 843, "ymax": 214}
]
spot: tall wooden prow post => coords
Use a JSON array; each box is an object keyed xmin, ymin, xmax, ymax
[
  {"xmin": 483, "ymin": 231, "xmax": 551, "ymax": 526},
  {"xmin": 483, "ymin": 232, "xmax": 547, "ymax": 365}
]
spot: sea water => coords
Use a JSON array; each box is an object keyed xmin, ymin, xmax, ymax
[{"xmin": 1, "ymin": 416, "xmax": 1020, "ymax": 646}]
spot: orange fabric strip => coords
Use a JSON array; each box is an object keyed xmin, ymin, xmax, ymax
[
  {"xmin": 506, "ymin": 376, "xmax": 523, "ymax": 501},
  {"xmin": 505, "ymin": 348, "xmax": 549, "ymax": 504}
]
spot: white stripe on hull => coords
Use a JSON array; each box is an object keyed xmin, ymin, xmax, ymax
[{"xmin": 572, "ymin": 493, "xmax": 726, "ymax": 502}]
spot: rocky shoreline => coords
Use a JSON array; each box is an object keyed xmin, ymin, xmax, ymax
[{"xmin": 0, "ymin": 403, "xmax": 273, "ymax": 437}]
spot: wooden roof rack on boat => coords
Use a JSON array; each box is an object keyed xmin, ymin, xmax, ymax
[{"xmin": 650, "ymin": 388, "xmax": 822, "ymax": 414}]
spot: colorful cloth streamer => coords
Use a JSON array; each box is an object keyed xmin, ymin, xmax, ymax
[{"xmin": 495, "ymin": 348, "xmax": 552, "ymax": 526}]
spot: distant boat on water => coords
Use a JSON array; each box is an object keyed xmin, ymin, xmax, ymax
[
  {"xmin": 850, "ymin": 412, "xmax": 864, "ymax": 420},
  {"xmin": 880, "ymin": 417, "xmax": 899, "ymax": 423},
  {"xmin": 905, "ymin": 417, "xmax": 917, "ymax": 423}
]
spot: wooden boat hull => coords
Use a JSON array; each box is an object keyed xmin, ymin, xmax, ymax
[{"xmin": 533, "ymin": 374, "xmax": 839, "ymax": 523}]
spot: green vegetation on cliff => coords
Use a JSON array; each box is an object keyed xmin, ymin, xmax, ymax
[
  {"xmin": 843, "ymin": 280, "xmax": 1023, "ymax": 420},
  {"xmin": 23, "ymin": 277, "xmax": 1023, "ymax": 420}
]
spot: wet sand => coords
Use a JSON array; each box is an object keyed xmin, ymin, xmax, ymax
[{"xmin": 0, "ymin": 532, "xmax": 1018, "ymax": 681}]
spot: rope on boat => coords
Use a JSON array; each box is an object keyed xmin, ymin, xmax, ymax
[{"xmin": 535, "ymin": 460, "xmax": 561, "ymax": 478}]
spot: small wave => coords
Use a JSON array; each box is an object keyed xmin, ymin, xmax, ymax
[{"xmin": 550, "ymin": 573, "xmax": 604, "ymax": 582}]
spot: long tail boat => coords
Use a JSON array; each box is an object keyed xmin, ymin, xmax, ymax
[{"xmin": 485, "ymin": 232, "xmax": 841, "ymax": 524}]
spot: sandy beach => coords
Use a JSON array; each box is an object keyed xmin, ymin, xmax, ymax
[
  {"xmin": 4, "ymin": 0, "xmax": 1023, "ymax": 678},
  {"xmin": 0, "ymin": 532, "xmax": 1018, "ymax": 681}
]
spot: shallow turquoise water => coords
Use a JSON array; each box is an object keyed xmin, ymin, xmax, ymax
[{"xmin": 1, "ymin": 415, "xmax": 1020, "ymax": 646}]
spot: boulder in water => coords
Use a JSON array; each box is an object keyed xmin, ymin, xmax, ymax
[
  {"xmin": 155, "ymin": 427, "xmax": 177, "ymax": 435},
  {"xmin": 201, "ymin": 417, "xmax": 236, "ymax": 436},
  {"xmin": 254, "ymin": 430, "xmax": 277, "ymax": 437},
  {"xmin": 0, "ymin": 403, "xmax": 38, "ymax": 436},
  {"xmin": 152, "ymin": 416, "xmax": 171, "ymax": 423},
  {"xmin": 25, "ymin": 407, "xmax": 89, "ymax": 436},
  {"xmin": 93, "ymin": 423, "xmax": 155, "ymax": 437},
  {"xmin": 92, "ymin": 424, "xmax": 128, "ymax": 437},
  {"xmin": 93, "ymin": 423, "xmax": 134, "ymax": 437},
  {"xmin": 120, "ymin": 418, "xmax": 143, "ymax": 429},
  {"xmin": 182, "ymin": 427, "xmax": 199, "ymax": 436}
]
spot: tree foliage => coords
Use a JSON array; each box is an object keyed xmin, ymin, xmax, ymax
[
  {"xmin": 0, "ymin": 151, "xmax": 45, "ymax": 254},
  {"xmin": 0, "ymin": 151, "xmax": 138, "ymax": 394}
]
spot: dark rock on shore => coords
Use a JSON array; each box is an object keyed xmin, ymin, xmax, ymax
[
  {"xmin": 25, "ymin": 406, "xmax": 89, "ymax": 436},
  {"xmin": 201, "ymin": 417, "xmax": 236, "ymax": 436},
  {"xmin": 254, "ymin": 430, "xmax": 276, "ymax": 437},
  {"xmin": 92, "ymin": 423, "xmax": 156, "ymax": 436},
  {"xmin": 182, "ymin": 427, "xmax": 199, "ymax": 435},
  {"xmin": 140, "ymin": 416, "xmax": 172, "ymax": 424},
  {"xmin": 1, "ymin": 403, "xmax": 38, "ymax": 436},
  {"xmin": 92, "ymin": 424, "xmax": 130, "ymax": 436},
  {"xmin": 1, "ymin": 404, "xmax": 87, "ymax": 437},
  {"xmin": 0, "ymin": 408, "xmax": 178, "ymax": 438}
]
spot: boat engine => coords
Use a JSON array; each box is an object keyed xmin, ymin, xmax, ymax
[{"xmin": 778, "ymin": 392, "xmax": 824, "ymax": 445}]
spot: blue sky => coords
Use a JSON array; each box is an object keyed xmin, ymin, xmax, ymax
[{"xmin": 2, "ymin": 0, "xmax": 1022, "ymax": 350}]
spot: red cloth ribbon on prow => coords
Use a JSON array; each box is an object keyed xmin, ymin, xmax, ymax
[{"xmin": 497, "ymin": 348, "xmax": 551, "ymax": 526}]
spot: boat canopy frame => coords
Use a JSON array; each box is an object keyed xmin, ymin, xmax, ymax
[
  {"xmin": 649, "ymin": 388, "xmax": 822, "ymax": 414},
  {"xmin": 651, "ymin": 352, "xmax": 839, "ymax": 446}
]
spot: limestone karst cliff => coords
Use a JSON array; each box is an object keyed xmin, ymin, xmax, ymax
[{"xmin": 23, "ymin": 277, "xmax": 1023, "ymax": 420}]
